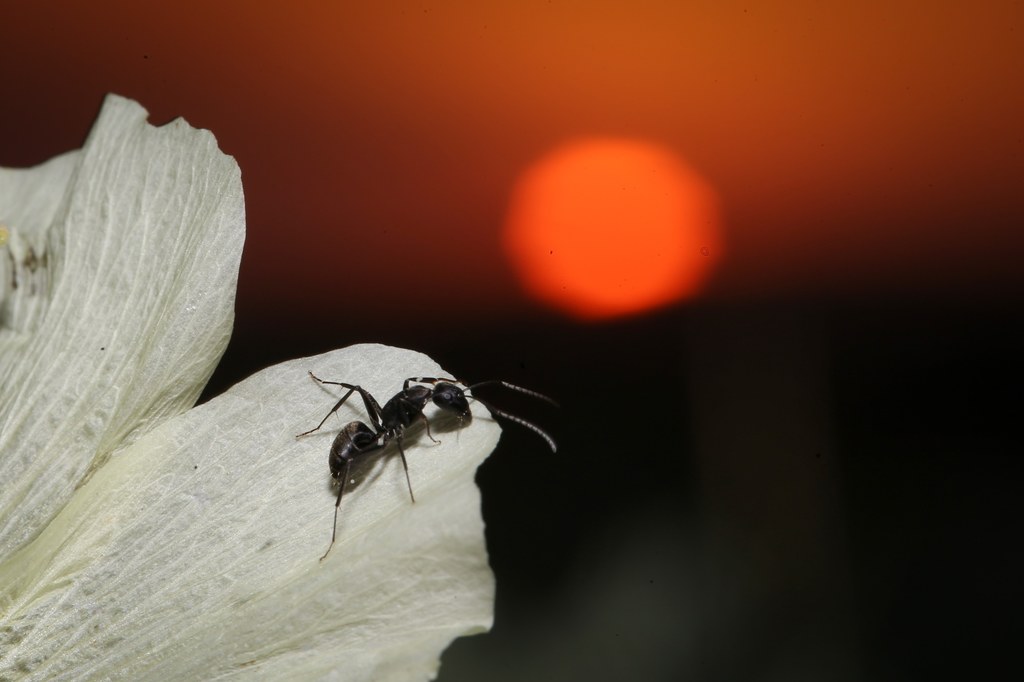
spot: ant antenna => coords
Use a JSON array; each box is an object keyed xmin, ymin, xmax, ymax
[
  {"xmin": 464, "ymin": 391, "xmax": 558, "ymax": 453},
  {"xmin": 467, "ymin": 380, "xmax": 561, "ymax": 408}
]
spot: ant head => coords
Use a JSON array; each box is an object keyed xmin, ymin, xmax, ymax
[{"xmin": 431, "ymin": 382, "xmax": 471, "ymax": 417}]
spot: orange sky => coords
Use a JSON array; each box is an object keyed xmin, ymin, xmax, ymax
[{"xmin": 3, "ymin": 1, "xmax": 1022, "ymax": 320}]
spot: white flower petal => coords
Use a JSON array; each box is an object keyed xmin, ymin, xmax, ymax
[
  {"xmin": 0, "ymin": 95, "xmax": 244, "ymax": 559},
  {"xmin": 0, "ymin": 343, "xmax": 498, "ymax": 680}
]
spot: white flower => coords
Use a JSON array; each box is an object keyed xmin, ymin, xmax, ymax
[{"xmin": 0, "ymin": 95, "xmax": 497, "ymax": 680}]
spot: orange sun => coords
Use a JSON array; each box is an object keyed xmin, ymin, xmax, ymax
[{"xmin": 503, "ymin": 137, "xmax": 723, "ymax": 320}]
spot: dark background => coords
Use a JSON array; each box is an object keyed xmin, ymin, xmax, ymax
[{"xmin": 3, "ymin": 2, "xmax": 1020, "ymax": 679}]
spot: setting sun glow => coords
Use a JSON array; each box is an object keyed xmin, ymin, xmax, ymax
[{"xmin": 504, "ymin": 138, "xmax": 722, "ymax": 320}]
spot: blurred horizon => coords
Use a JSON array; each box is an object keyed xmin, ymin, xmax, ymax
[{"xmin": 4, "ymin": 1, "xmax": 1022, "ymax": 326}]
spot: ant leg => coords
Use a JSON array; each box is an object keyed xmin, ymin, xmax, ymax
[
  {"xmin": 395, "ymin": 438, "xmax": 416, "ymax": 504},
  {"xmin": 314, "ymin": 375, "xmax": 386, "ymax": 431},
  {"xmin": 417, "ymin": 411, "xmax": 441, "ymax": 444},
  {"xmin": 297, "ymin": 387, "xmax": 358, "ymax": 438},
  {"xmin": 353, "ymin": 389, "xmax": 386, "ymax": 433},
  {"xmin": 320, "ymin": 458, "xmax": 351, "ymax": 561},
  {"xmin": 305, "ymin": 372, "xmax": 387, "ymax": 433}
]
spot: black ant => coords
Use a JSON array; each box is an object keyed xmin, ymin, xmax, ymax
[{"xmin": 297, "ymin": 372, "xmax": 557, "ymax": 560}]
